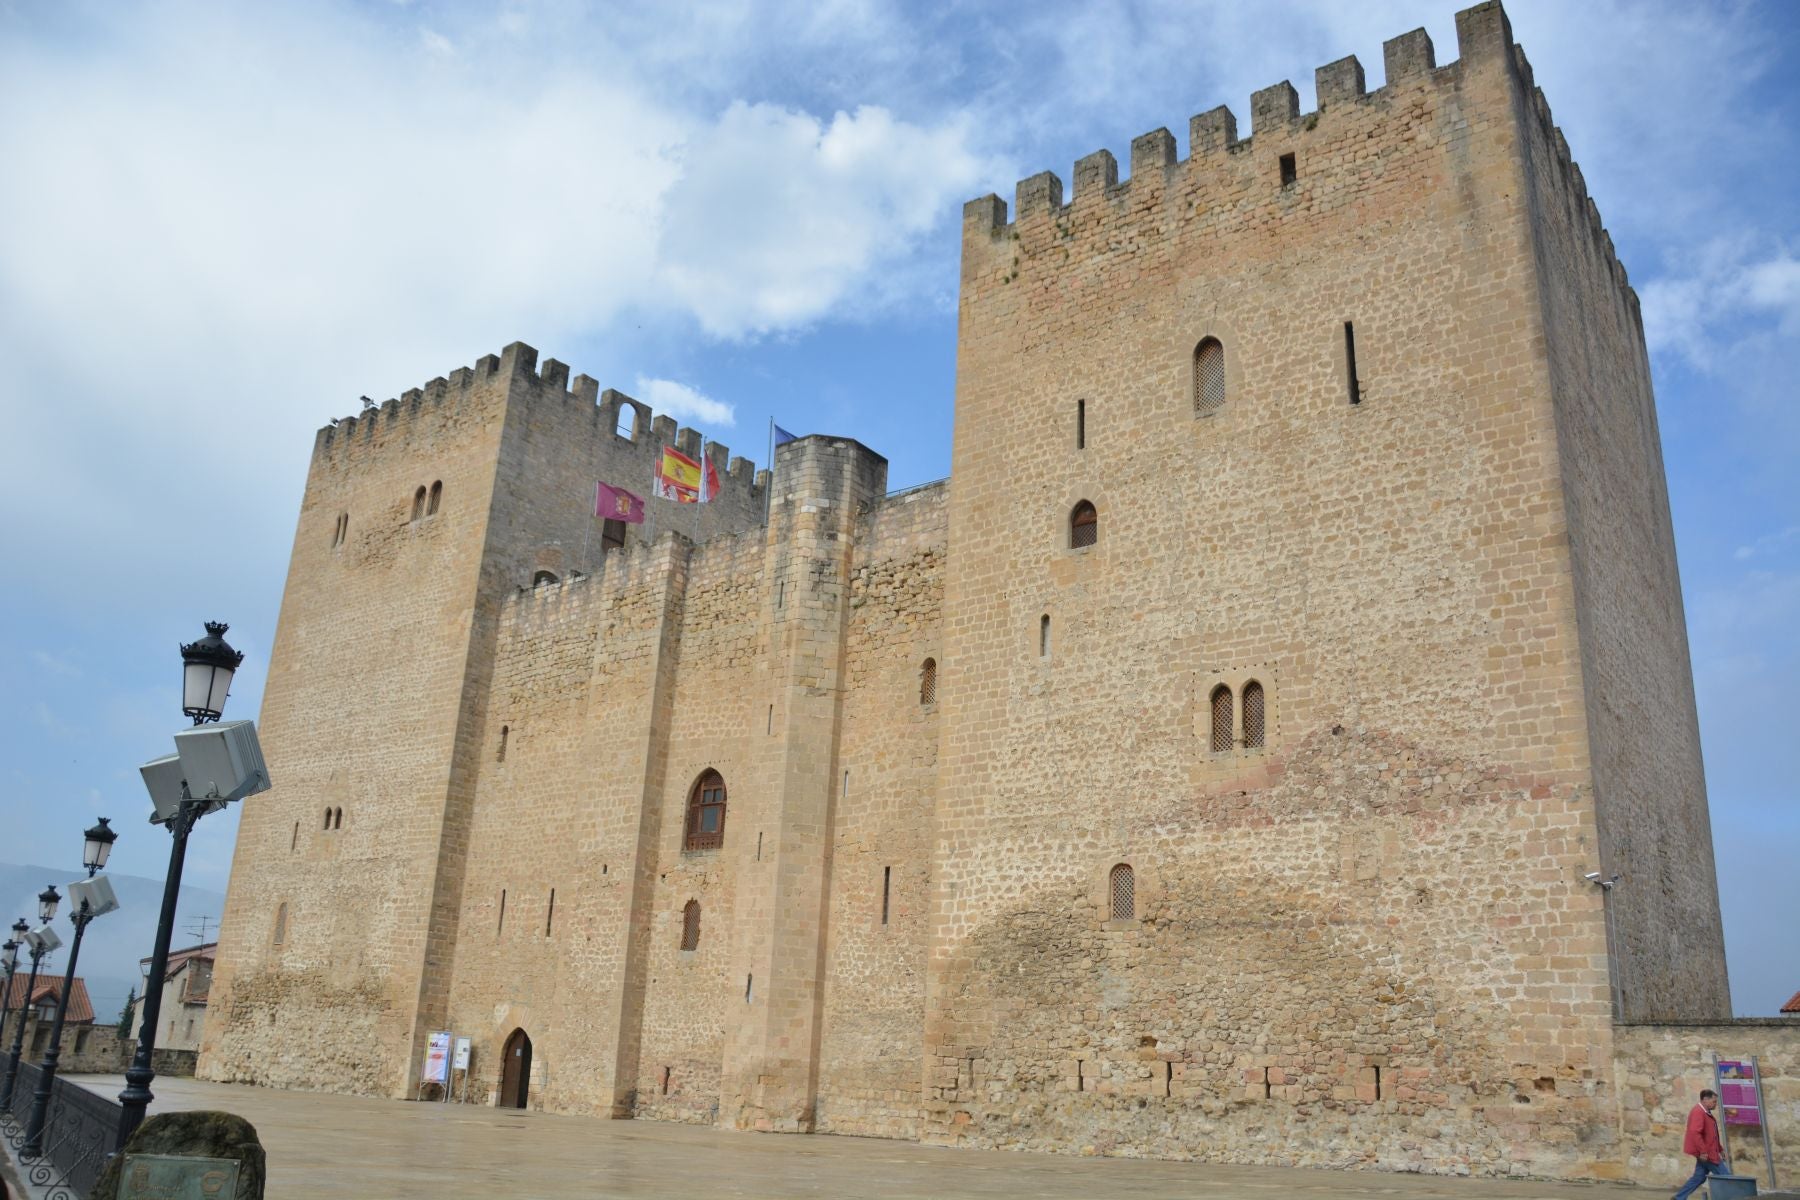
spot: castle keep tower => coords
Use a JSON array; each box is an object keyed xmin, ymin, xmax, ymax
[
  {"xmin": 202, "ymin": 346, "xmax": 770, "ymax": 1094},
  {"xmin": 926, "ymin": 0, "xmax": 1723, "ymax": 1174},
  {"xmin": 202, "ymin": 2, "xmax": 1751, "ymax": 1184}
]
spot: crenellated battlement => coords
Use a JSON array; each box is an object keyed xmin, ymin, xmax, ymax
[
  {"xmin": 960, "ymin": 0, "xmax": 1631, "ymax": 310},
  {"xmin": 1509, "ymin": 45, "xmax": 1639, "ymax": 313},
  {"xmin": 964, "ymin": 4, "xmax": 1508, "ymax": 238},
  {"xmin": 311, "ymin": 340, "xmax": 769, "ymax": 495}
]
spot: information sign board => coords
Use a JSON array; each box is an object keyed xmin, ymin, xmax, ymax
[
  {"xmin": 422, "ymin": 1029, "xmax": 452, "ymax": 1084},
  {"xmin": 119, "ymin": 1153, "xmax": 242, "ymax": 1199},
  {"xmin": 1718, "ymin": 1059, "xmax": 1761, "ymax": 1126}
]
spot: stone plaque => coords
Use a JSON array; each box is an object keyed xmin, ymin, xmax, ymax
[{"xmin": 119, "ymin": 1153, "xmax": 242, "ymax": 1200}]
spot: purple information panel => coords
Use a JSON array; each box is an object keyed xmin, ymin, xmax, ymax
[{"xmin": 1718, "ymin": 1060, "xmax": 1761, "ymax": 1126}]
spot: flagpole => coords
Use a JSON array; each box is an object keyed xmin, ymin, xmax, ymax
[{"xmin": 581, "ymin": 482, "xmax": 594, "ymax": 569}]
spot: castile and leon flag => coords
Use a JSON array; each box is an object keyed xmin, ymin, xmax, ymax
[
  {"xmin": 653, "ymin": 445, "xmax": 722, "ymax": 504},
  {"xmin": 595, "ymin": 481, "xmax": 646, "ymax": 524}
]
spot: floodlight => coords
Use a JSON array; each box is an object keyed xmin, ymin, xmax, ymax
[
  {"xmin": 67, "ymin": 876, "xmax": 119, "ymax": 920},
  {"xmin": 140, "ymin": 754, "xmax": 188, "ymax": 824},
  {"xmin": 172, "ymin": 719, "xmax": 270, "ymax": 803},
  {"xmin": 25, "ymin": 926, "xmax": 61, "ymax": 954}
]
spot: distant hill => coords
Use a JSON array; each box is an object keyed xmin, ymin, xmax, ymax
[{"xmin": 0, "ymin": 863, "xmax": 226, "ymax": 1029}]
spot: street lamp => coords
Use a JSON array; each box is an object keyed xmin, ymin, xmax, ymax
[
  {"xmin": 23, "ymin": 852, "xmax": 119, "ymax": 1156},
  {"xmin": 0, "ymin": 913, "xmax": 56, "ymax": 1108},
  {"xmin": 83, "ymin": 817, "xmax": 117, "ymax": 877},
  {"xmin": 38, "ymin": 886, "xmax": 59, "ymax": 923},
  {"xmin": 180, "ymin": 621, "xmax": 243, "ymax": 725},
  {"xmin": 117, "ymin": 622, "xmax": 269, "ymax": 1152},
  {"xmin": 0, "ymin": 935, "xmax": 18, "ymax": 1063}
]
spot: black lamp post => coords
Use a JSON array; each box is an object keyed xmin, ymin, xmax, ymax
[
  {"xmin": 24, "ymin": 828, "xmax": 115, "ymax": 1157},
  {"xmin": 116, "ymin": 622, "xmax": 243, "ymax": 1150},
  {"xmin": 1, "ymin": 901, "xmax": 57, "ymax": 1110},
  {"xmin": 0, "ymin": 934, "xmax": 19, "ymax": 1065}
]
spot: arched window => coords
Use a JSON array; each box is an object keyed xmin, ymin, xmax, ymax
[
  {"xmin": 1109, "ymin": 864, "xmax": 1135, "ymax": 921},
  {"xmin": 1069, "ymin": 500, "xmax": 1097, "ymax": 549},
  {"xmin": 412, "ymin": 486, "xmax": 427, "ymax": 521},
  {"xmin": 427, "ymin": 481, "xmax": 442, "ymax": 515},
  {"xmin": 323, "ymin": 807, "xmax": 332, "ymax": 831},
  {"xmin": 1242, "ymin": 681, "xmax": 1266, "ymax": 750},
  {"xmin": 1210, "ymin": 684, "xmax": 1234, "ymax": 753},
  {"xmin": 1194, "ymin": 337, "xmax": 1226, "ymax": 415},
  {"xmin": 685, "ymin": 770, "xmax": 727, "ymax": 851},
  {"xmin": 533, "ymin": 570, "xmax": 558, "ymax": 587},
  {"xmin": 332, "ymin": 513, "xmax": 348, "ymax": 547},
  {"xmin": 333, "ymin": 807, "xmax": 343, "ymax": 830},
  {"xmin": 273, "ymin": 902, "xmax": 288, "ymax": 946},
  {"xmin": 919, "ymin": 658, "xmax": 937, "ymax": 706},
  {"xmin": 680, "ymin": 900, "xmax": 701, "ymax": 951},
  {"xmin": 1039, "ymin": 614, "xmax": 1051, "ymax": 659}
]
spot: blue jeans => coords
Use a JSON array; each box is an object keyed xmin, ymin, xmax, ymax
[{"xmin": 1673, "ymin": 1156, "xmax": 1721, "ymax": 1200}]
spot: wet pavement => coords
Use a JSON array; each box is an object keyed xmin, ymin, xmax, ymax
[{"xmin": 61, "ymin": 1074, "xmax": 1671, "ymax": 1199}]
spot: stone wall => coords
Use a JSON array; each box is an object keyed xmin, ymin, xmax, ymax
[
  {"xmin": 1615, "ymin": 1021, "xmax": 1800, "ymax": 1190},
  {"xmin": 814, "ymin": 480, "xmax": 946, "ymax": 1138},
  {"xmin": 929, "ymin": 3, "xmax": 1637, "ymax": 1179},
  {"xmin": 1514, "ymin": 44, "xmax": 1729, "ymax": 1023},
  {"xmin": 203, "ymin": 344, "xmax": 769, "ymax": 1099},
  {"xmin": 204, "ymin": 1, "xmax": 1732, "ymax": 1186}
]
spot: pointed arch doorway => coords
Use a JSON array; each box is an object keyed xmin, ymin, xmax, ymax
[{"xmin": 498, "ymin": 1028, "xmax": 532, "ymax": 1109}]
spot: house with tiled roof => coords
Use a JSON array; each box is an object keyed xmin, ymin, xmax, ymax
[
  {"xmin": 1783, "ymin": 990, "xmax": 1800, "ymax": 1015},
  {"xmin": 128, "ymin": 941, "xmax": 215, "ymax": 1054},
  {"xmin": 2, "ymin": 973, "xmax": 97, "ymax": 1061}
]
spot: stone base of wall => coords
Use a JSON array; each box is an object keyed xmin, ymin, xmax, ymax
[
  {"xmin": 58, "ymin": 1030, "xmax": 132, "ymax": 1075},
  {"xmin": 1614, "ymin": 1019, "xmax": 1800, "ymax": 1191}
]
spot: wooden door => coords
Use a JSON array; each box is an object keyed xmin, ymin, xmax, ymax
[{"xmin": 499, "ymin": 1028, "xmax": 531, "ymax": 1109}]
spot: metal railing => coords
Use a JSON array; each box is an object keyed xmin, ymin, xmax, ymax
[{"xmin": 2, "ymin": 1060, "xmax": 120, "ymax": 1199}]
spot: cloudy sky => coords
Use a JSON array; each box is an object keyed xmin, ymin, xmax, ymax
[{"xmin": 1, "ymin": 0, "xmax": 1795, "ymax": 1016}]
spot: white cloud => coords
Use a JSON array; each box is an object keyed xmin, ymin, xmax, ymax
[
  {"xmin": 1733, "ymin": 525, "xmax": 1800, "ymax": 562},
  {"xmin": 633, "ymin": 377, "xmax": 735, "ymax": 427},
  {"xmin": 654, "ymin": 102, "xmax": 995, "ymax": 337},
  {"xmin": 0, "ymin": 2, "xmax": 996, "ymax": 598},
  {"xmin": 1639, "ymin": 239, "xmax": 1800, "ymax": 367}
]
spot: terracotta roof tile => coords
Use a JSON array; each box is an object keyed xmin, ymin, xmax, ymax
[
  {"xmin": 140, "ymin": 942, "xmax": 217, "ymax": 973},
  {"xmin": 1782, "ymin": 989, "xmax": 1800, "ymax": 1014},
  {"xmin": 4, "ymin": 975, "xmax": 94, "ymax": 1024}
]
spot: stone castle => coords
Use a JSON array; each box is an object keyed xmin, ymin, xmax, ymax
[{"xmin": 199, "ymin": 3, "xmax": 1799, "ymax": 1184}]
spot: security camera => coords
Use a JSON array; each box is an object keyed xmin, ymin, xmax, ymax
[{"xmin": 1584, "ymin": 872, "xmax": 1602, "ymax": 882}]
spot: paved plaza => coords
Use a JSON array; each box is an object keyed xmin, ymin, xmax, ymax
[{"xmin": 31, "ymin": 1075, "xmax": 1689, "ymax": 1199}]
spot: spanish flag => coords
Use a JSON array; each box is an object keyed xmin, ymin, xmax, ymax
[
  {"xmin": 654, "ymin": 446, "xmax": 721, "ymax": 503},
  {"xmin": 654, "ymin": 446, "xmax": 701, "ymax": 503}
]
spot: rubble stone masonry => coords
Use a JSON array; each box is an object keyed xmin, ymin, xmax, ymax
[{"xmin": 201, "ymin": 2, "xmax": 1793, "ymax": 1184}]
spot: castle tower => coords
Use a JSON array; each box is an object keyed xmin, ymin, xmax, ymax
[
  {"xmin": 926, "ymin": 0, "xmax": 1724, "ymax": 1175},
  {"xmin": 197, "ymin": 2, "xmax": 1751, "ymax": 1184},
  {"xmin": 200, "ymin": 343, "xmax": 767, "ymax": 1095}
]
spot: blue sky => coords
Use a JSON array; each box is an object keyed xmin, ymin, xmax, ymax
[{"xmin": 1, "ymin": 0, "xmax": 1795, "ymax": 1015}]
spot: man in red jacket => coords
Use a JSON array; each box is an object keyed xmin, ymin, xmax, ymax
[{"xmin": 1672, "ymin": 1088, "xmax": 1724, "ymax": 1200}]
